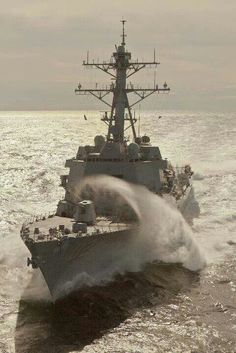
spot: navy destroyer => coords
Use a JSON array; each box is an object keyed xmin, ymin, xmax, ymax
[{"xmin": 21, "ymin": 22, "xmax": 194, "ymax": 298}]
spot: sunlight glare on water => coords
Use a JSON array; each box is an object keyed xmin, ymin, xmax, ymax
[{"xmin": 0, "ymin": 110, "xmax": 235, "ymax": 353}]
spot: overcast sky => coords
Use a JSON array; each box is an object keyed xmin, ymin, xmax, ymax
[{"xmin": 0, "ymin": 0, "xmax": 235, "ymax": 112}]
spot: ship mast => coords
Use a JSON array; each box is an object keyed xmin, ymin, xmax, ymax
[{"xmin": 75, "ymin": 21, "xmax": 170, "ymax": 143}]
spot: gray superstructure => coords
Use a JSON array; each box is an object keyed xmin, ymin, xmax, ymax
[{"xmin": 21, "ymin": 22, "xmax": 194, "ymax": 299}]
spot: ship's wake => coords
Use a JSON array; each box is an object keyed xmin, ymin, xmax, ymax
[{"xmin": 58, "ymin": 176, "xmax": 205, "ymax": 296}]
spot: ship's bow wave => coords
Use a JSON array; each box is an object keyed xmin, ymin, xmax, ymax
[{"xmin": 57, "ymin": 176, "xmax": 205, "ymax": 297}]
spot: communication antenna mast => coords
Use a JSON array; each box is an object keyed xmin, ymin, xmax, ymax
[
  {"xmin": 138, "ymin": 104, "xmax": 141, "ymax": 137},
  {"xmin": 121, "ymin": 19, "xmax": 127, "ymax": 46},
  {"xmin": 154, "ymin": 70, "xmax": 157, "ymax": 88},
  {"xmin": 75, "ymin": 21, "xmax": 170, "ymax": 143}
]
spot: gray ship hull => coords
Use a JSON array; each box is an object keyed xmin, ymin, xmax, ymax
[
  {"xmin": 20, "ymin": 24, "xmax": 197, "ymax": 301},
  {"xmin": 26, "ymin": 227, "xmax": 137, "ymax": 299},
  {"xmin": 25, "ymin": 187, "xmax": 193, "ymax": 299}
]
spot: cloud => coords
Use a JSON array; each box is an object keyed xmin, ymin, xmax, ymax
[{"xmin": 0, "ymin": 1, "xmax": 235, "ymax": 111}]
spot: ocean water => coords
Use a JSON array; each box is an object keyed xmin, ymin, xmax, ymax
[{"xmin": 0, "ymin": 110, "xmax": 235, "ymax": 352}]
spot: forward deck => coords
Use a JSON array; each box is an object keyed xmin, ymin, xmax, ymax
[{"xmin": 21, "ymin": 215, "xmax": 132, "ymax": 243}]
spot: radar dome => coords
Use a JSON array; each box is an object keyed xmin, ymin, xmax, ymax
[
  {"xmin": 135, "ymin": 137, "xmax": 142, "ymax": 145},
  {"xmin": 142, "ymin": 135, "xmax": 150, "ymax": 144},
  {"xmin": 94, "ymin": 135, "xmax": 105, "ymax": 147}
]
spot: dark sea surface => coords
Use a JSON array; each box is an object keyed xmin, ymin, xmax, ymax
[{"xmin": 0, "ymin": 111, "xmax": 235, "ymax": 352}]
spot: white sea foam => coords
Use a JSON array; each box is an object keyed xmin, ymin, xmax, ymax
[
  {"xmin": 0, "ymin": 111, "xmax": 235, "ymax": 353},
  {"xmin": 82, "ymin": 176, "xmax": 205, "ymax": 271},
  {"xmin": 54, "ymin": 175, "xmax": 206, "ymax": 296},
  {"xmin": 0, "ymin": 111, "xmax": 235, "ymax": 304}
]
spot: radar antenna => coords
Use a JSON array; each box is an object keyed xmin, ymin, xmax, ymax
[
  {"xmin": 75, "ymin": 21, "xmax": 170, "ymax": 143},
  {"xmin": 121, "ymin": 19, "xmax": 127, "ymax": 46}
]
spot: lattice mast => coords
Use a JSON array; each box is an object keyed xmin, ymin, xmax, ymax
[{"xmin": 75, "ymin": 20, "xmax": 170, "ymax": 143}]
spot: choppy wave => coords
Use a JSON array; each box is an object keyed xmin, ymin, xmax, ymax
[
  {"xmin": 0, "ymin": 111, "xmax": 235, "ymax": 353},
  {"xmin": 15, "ymin": 261, "xmax": 199, "ymax": 353}
]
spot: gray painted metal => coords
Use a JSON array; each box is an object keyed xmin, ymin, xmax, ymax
[
  {"xmin": 20, "ymin": 22, "xmax": 194, "ymax": 299},
  {"xmin": 75, "ymin": 20, "xmax": 170, "ymax": 143}
]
